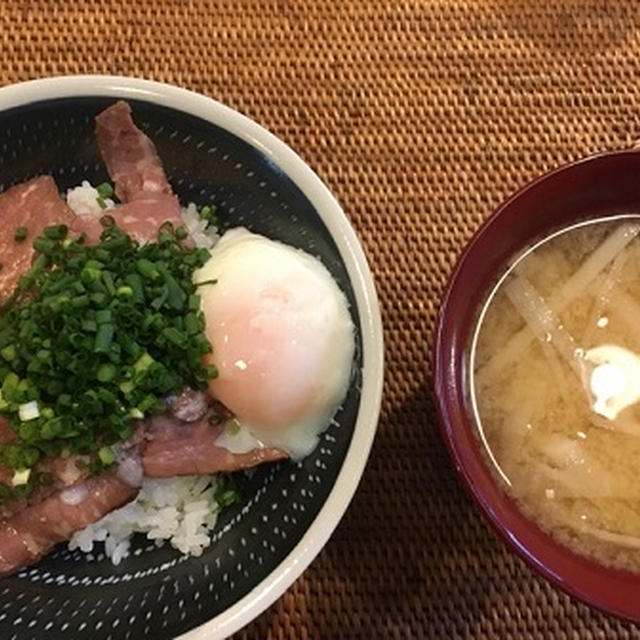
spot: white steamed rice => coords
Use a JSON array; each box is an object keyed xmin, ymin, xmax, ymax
[
  {"xmin": 180, "ymin": 202, "xmax": 220, "ymax": 249},
  {"xmin": 66, "ymin": 181, "xmax": 219, "ymax": 249},
  {"xmin": 66, "ymin": 180, "xmax": 116, "ymax": 214},
  {"xmin": 65, "ymin": 182, "xmax": 222, "ymax": 564},
  {"xmin": 69, "ymin": 475, "xmax": 221, "ymax": 565}
]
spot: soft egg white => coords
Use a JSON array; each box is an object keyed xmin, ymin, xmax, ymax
[{"xmin": 194, "ymin": 227, "xmax": 355, "ymax": 459}]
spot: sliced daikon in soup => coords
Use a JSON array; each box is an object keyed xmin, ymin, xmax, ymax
[{"xmin": 470, "ymin": 215, "xmax": 640, "ymax": 571}]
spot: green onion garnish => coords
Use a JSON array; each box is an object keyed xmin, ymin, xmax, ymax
[
  {"xmin": 199, "ymin": 204, "xmax": 219, "ymax": 226},
  {"xmin": 96, "ymin": 182, "xmax": 114, "ymax": 199},
  {"xmin": 0, "ymin": 222, "xmax": 214, "ymax": 499},
  {"xmin": 98, "ymin": 446, "xmax": 115, "ymax": 465}
]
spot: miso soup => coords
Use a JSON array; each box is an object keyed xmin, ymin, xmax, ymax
[{"xmin": 471, "ymin": 215, "xmax": 640, "ymax": 570}]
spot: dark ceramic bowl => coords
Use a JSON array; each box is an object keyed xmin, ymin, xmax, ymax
[
  {"xmin": 434, "ymin": 148, "xmax": 640, "ymax": 622},
  {"xmin": 0, "ymin": 77, "xmax": 383, "ymax": 639}
]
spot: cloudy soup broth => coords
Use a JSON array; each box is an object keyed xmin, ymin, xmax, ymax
[{"xmin": 471, "ymin": 215, "xmax": 640, "ymax": 570}]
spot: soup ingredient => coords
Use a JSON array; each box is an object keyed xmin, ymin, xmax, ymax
[
  {"xmin": 585, "ymin": 344, "xmax": 640, "ymax": 420},
  {"xmin": 472, "ymin": 217, "xmax": 640, "ymax": 570},
  {"xmin": 502, "ymin": 273, "xmax": 583, "ymax": 377},
  {"xmin": 479, "ymin": 222, "xmax": 640, "ymax": 382},
  {"xmin": 0, "ymin": 473, "xmax": 135, "ymax": 577},
  {"xmin": 0, "ymin": 176, "xmax": 77, "ymax": 303},
  {"xmin": 194, "ymin": 227, "xmax": 355, "ymax": 458}
]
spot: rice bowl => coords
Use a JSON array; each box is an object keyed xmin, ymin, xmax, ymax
[{"xmin": 0, "ymin": 76, "xmax": 383, "ymax": 640}]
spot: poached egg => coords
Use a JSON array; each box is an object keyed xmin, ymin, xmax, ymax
[{"xmin": 194, "ymin": 227, "xmax": 355, "ymax": 459}]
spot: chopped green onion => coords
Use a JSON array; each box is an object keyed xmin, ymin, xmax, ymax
[
  {"xmin": 215, "ymin": 488, "xmax": 240, "ymax": 508},
  {"xmin": 33, "ymin": 237, "xmax": 58, "ymax": 253},
  {"xmin": 125, "ymin": 273, "xmax": 144, "ymax": 301},
  {"xmin": 98, "ymin": 446, "xmax": 115, "ymax": 465},
  {"xmin": 199, "ymin": 204, "xmax": 219, "ymax": 226},
  {"xmin": 102, "ymin": 271, "xmax": 115, "ymax": 296},
  {"xmin": 0, "ymin": 221, "xmax": 213, "ymax": 500},
  {"xmin": 96, "ymin": 309, "xmax": 113, "ymax": 324},
  {"xmin": 119, "ymin": 380, "xmax": 135, "ymax": 394},
  {"xmin": 116, "ymin": 285, "xmax": 133, "ymax": 297},
  {"xmin": 18, "ymin": 401, "xmax": 39, "ymax": 422},
  {"xmin": 11, "ymin": 468, "xmax": 30, "ymax": 487},
  {"xmin": 162, "ymin": 327, "xmax": 187, "ymax": 347},
  {"xmin": 96, "ymin": 182, "xmax": 114, "ymax": 199},
  {"xmin": 82, "ymin": 319, "xmax": 97, "ymax": 332},
  {"xmin": 90, "ymin": 292, "xmax": 107, "ymax": 306},
  {"xmin": 100, "ymin": 214, "xmax": 115, "ymax": 228},
  {"xmin": 137, "ymin": 394, "xmax": 157, "ymax": 412},
  {"xmin": 43, "ymin": 225, "xmax": 68, "ymax": 240},
  {"xmin": 96, "ymin": 363, "xmax": 117, "ymax": 382},
  {"xmin": 204, "ymin": 364, "xmax": 218, "ymax": 379},
  {"xmin": 134, "ymin": 352, "xmax": 155, "ymax": 372},
  {"xmin": 136, "ymin": 258, "xmax": 160, "ymax": 281},
  {"xmin": 94, "ymin": 324, "xmax": 115, "ymax": 353}
]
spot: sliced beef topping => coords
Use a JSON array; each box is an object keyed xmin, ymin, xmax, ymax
[
  {"xmin": 111, "ymin": 191, "xmax": 184, "ymax": 245},
  {"xmin": 93, "ymin": 101, "xmax": 186, "ymax": 244},
  {"xmin": 0, "ymin": 176, "xmax": 76, "ymax": 302},
  {"xmin": 95, "ymin": 100, "xmax": 173, "ymax": 201},
  {"xmin": 167, "ymin": 389, "xmax": 210, "ymax": 423},
  {"xmin": 141, "ymin": 413, "xmax": 286, "ymax": 477},
  {"xmin": 0, "ymin": 474, "xmax": 136, "ymax": 577}
]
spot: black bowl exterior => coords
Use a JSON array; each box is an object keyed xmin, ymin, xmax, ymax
[{"xmin": 0, "ymin": 98, "xmax": 363, "ymax": 639}]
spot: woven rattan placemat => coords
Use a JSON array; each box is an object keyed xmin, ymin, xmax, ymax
[{"xmin": 3, "ymin": 0, "xmax": 640, "ymax": 637}]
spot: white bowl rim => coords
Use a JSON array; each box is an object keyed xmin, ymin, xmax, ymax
[{"xmin": 0, "ymin": 75, "xmax": 384, "ymax": 640}]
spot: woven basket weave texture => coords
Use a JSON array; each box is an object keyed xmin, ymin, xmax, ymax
[{"xmin": 3, "ymin": 1, "xmax": 640, "ymax": 637}]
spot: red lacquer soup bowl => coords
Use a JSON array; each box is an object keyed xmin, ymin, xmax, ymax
[{"xmin": 434, "ymin": 148, "xmax": 640, "ymax": 621}]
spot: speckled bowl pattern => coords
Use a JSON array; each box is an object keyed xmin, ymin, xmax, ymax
[{"xmin": 0, "ymin": 78, "xmax": 383, "ymax": 640}]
